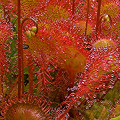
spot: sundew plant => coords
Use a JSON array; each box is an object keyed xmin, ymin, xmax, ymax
[{"xmin": 0, "ymin": 0, "xmax": 119, "ymax": 120}]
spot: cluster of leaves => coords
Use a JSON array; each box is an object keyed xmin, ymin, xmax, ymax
[{"xmin": 0, "ymin": 0, "xmax": 120, "ymax": 120}]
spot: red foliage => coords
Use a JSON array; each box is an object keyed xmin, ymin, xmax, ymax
[{"xmin": 0, "ymin": 0, "xmax": 120, "ymax": 119}]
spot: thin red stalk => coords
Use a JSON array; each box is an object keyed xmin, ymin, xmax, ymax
[
  {"xmin": 22, "ymin": 58, "xmax": 24, "ymax": 95},
  {"xmin": 72, "ymin": 0, "xmax": 75, "ymax": 16},
  {"xmin": 18, "ymin": 0, "xmax": 22, "ymax": 99},
  {"xmin": 21, "ymin": 32, "xmax": 24, "ymax": 95},
  {"xmin": 21, "ymin": 18, "xmax": 38, "ymax": 95},
  {"xmin": 96, "ymin": 0, "xmax": 101, "ymax": 39},
  {"xmin": 28, "ymin": 54, "xmax": 33, "ymax": 95},
  {"xmin": 85, "ymin": 0, "xmax": 90, "ymax": 36}
]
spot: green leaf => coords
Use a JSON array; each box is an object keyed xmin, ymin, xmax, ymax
[{"xmin": 110, "ymin": 116, "xmax": 120, "ymax": 120}]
